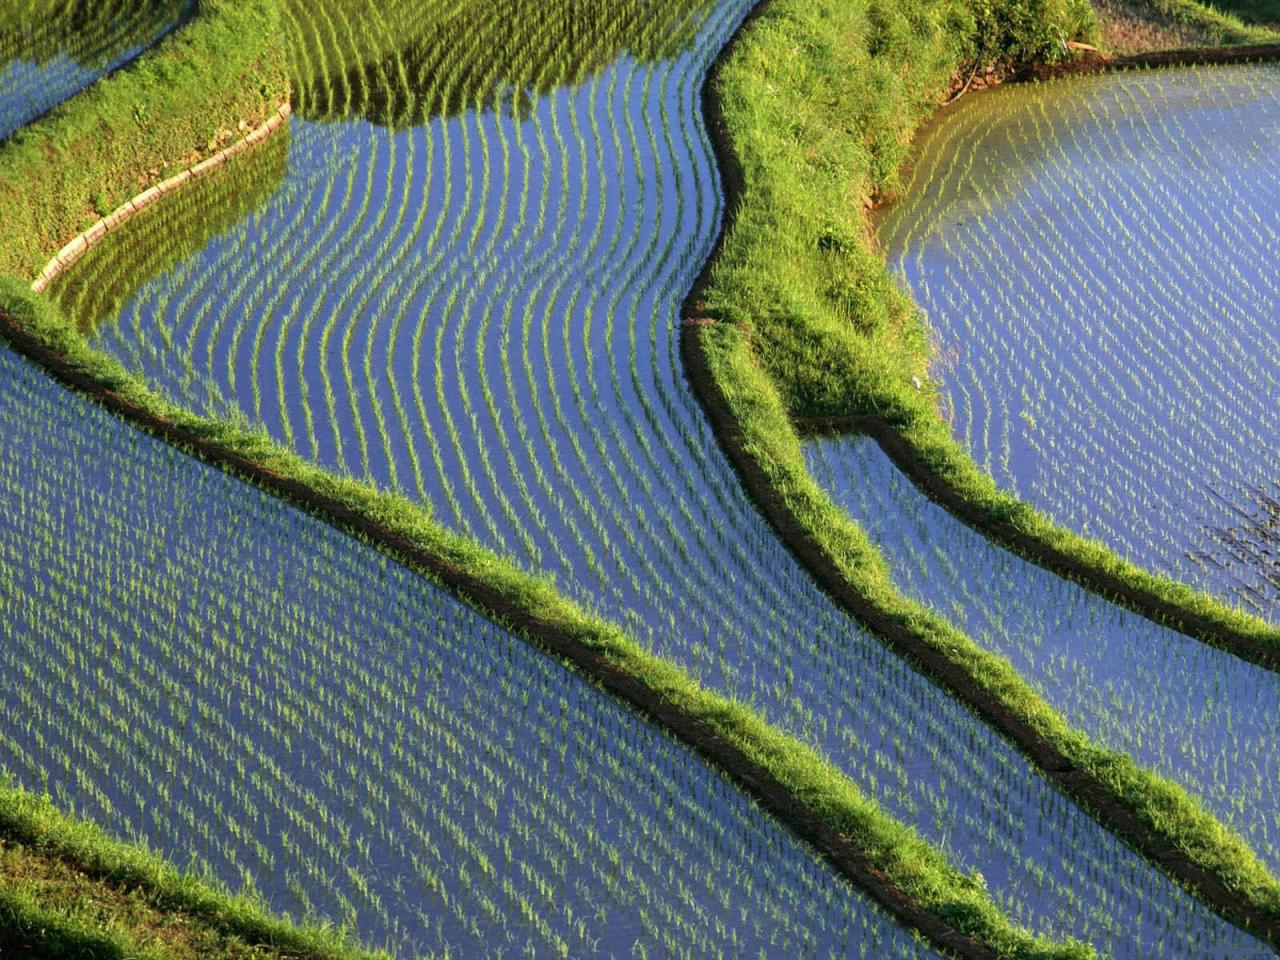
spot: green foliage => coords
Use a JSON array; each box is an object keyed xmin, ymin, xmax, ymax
[
  {"xmin": 0, "ymin": 785, "xmax": 392, "ymax": 960},
  {"xmin": 281, "ymin": 0, "xmax": 718, "ymax": 126},
  {"xmin": 0, "ymin": 0, "xmax": 190, "ymax": 72},
  {"xmin": 970, "ymin": 0, "xmax": 1099, "ymax": 63},
  {"xmin": 0, "ymin": 0, "xmax": 288, "ymax": 279},
  {"xmin": 701, "ymin": 0, "xmax": 1280, "ymax": 933},
  {"xmin": 0, "ymin": 885, "xmax": 138, "ymax": 960}
]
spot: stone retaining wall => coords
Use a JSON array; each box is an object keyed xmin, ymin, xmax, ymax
[{"xmin": 31, "ymin": 102, "xmax": 292, "ymax": 294}]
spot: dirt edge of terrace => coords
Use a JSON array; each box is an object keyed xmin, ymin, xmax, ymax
[
  {"xmin": 682, "ymin": 1, "xmax": 1280, "ymax": 950},
  {"xmin": 1024, "ymin": 38, "xmax": 1280, "ymax": 77}
]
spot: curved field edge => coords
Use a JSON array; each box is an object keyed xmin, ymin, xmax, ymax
[
  {"xmin": 703, "ymin": 12, "xmax": 1280, "ymax": 663},
  {"xmin": 0, "ymin": 0, "xmax": 288, "ymax": 281},
  {"xmin": 686, "ymin": 0, "xmax": 1280, "ymax": 946},
  {"xmin": 0, "ymin": 1, "xmax": 1255, "ymax": 956},
  {"xmin": 0, "ymin": 785, "xmax": 392, "ymax": 960},
  {"xmin": 30, "ymin": 102, "xmax": 291, "ymax": 294},
  {"xmin": 0, "ymin": 4, "xmax": 1087, "ymax": 957},
  {"xmin": 0, "ymin": 277, "xmax": 1087, "ymax": 960}
]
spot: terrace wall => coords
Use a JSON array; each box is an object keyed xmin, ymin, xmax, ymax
[{"xmin": 0, "ymin": 0, "xmax": 287, "ymax": 279}]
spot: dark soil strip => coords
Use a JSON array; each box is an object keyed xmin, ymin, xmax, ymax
[
  {"xmin": 1020, "ymin": 41, "xmax": 1280, "ymax": 80},
  {"xmin": 795, "ymin": 414, "xmax": 1280, "ymax": 673},
  {"xmin": 679, "ymin": 18, "xmax": 1280, "ymax": 955},
  {"xmin": 0, "ymin": 339, "xmax": 995, "ymax": 958}
]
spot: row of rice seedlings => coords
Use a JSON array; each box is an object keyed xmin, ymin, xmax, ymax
[
  {"xmin": 0, "ymin": 342, "xmax": 942, "ymax": 960},
  {"xmin": 0, "ymin": 0, "xmax": 193, "ymax": 141},
  {"xmin": 807, "ymin": 433, "xmax": 1280, "ymax": 875},
  {"xmin": 877, "ymin": 63, "xmax": 1280, "ymax": 620},
  {"xmin": 55, "ymin": 1, "xmax": 1275, "ymax": 955},
  {"xmin": 280, "ymin": 0, "xmax": 715, "ymax": 128}
]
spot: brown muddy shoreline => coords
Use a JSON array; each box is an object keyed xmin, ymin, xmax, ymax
[{"xmin": 1022, "ymin": 39, "xmax": 1280, "ymax": 80}]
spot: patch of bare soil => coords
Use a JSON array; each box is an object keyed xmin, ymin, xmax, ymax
[{"xmin": 1095, "ymin": 0, "xmax": 1227, "ymax": 55}]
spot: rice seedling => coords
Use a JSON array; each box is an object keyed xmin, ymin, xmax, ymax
[
  {"xmin": 877, "ymin": 64, "xmax": 1280, "ymax": 620},
  {"xmin": 39, "ymin": 1, "xmax": 1276, "ymax": 955},
  {"xmin": 0, "ymin": 342, "xmax": 943, "ymax": 960}
]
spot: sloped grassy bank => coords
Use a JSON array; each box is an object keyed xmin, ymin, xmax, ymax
[
  {"xmin": 0, "ymin": 0, "xmax": 287, "ymax": 280},
  {"xmin": 0, "ymin": 785, "xmax": 389, "ymax": 960},
  {"xmin": 693, "ymin": 2, "xmax": 1280, "ymax": 663},
  {"xmin": 686, "ymin": 0, "xmax": 1280, "ymax": 947}
]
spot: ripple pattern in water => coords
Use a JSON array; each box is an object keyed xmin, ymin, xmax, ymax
[{"xmin": 0, "ymin": 343, "xmax": 945, "ymax": 960}]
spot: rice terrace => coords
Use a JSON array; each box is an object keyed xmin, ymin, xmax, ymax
[{"xmin": 2, "ymin": 0, "xmax": 1280, "ymax": 958}]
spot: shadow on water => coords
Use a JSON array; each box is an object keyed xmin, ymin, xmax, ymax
[
  {"xmin": 0, "ymin": 0, "xmax": 194, "ymax": 140},
  {"xmin": 284, "ymin": 0, "xmax": 717, "ymax": 126}
]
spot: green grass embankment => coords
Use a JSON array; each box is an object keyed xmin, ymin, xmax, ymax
[
  {"xmin": 0, "ymin": 0, "xmax": 288, "ymax": 281},
  {"xmin": 0, "ymin": 275, "xmax": 1092, "ymax": 960},
  {"xmin": 0, "ymin": 785, "xmax": 391, "ymax": 960},
  {"xmin": 689, "ymin": 0, "xmax": 1280, "ymax": 944},
  {"xmin": 1111, "ymin": 0, "xmax": 1280, "ymax": 50},
  {"xmin": 0, "ymin": 1, "xmax": 1096, "ymax": 954}
]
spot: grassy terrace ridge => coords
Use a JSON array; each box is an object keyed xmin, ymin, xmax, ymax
[
  {"xmin": 692, "ymin": 5, "xmax": 1280, "ymax": 673},
  {"xmin": 0, "ymin": 0, "xmax": 287, "ymax": 281},
  {"xmin": 0, "ymin": 278, "xmax": 1092, "ymax": 960},
  {"xmin": 688, "ymin": 0, "xmax": 1280, "ymax": 946},
  {"xmin": 0, "ymin": 2, "xmax": 1094, "ymax": 957},
  {"xmin": 0, "ymin": 2, "xmax": 1091, "ymax": 956},
  {"xmin": 0, "ymin": 0, "xmax": 1272, "ymax": 956},
  {"xmin": 0, "ymin": 785, "xmax": 391, "ymax": 960},
  {"xmin": 1109, "ymin": 0, "xmax": 1280, "ymax": 49}
]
